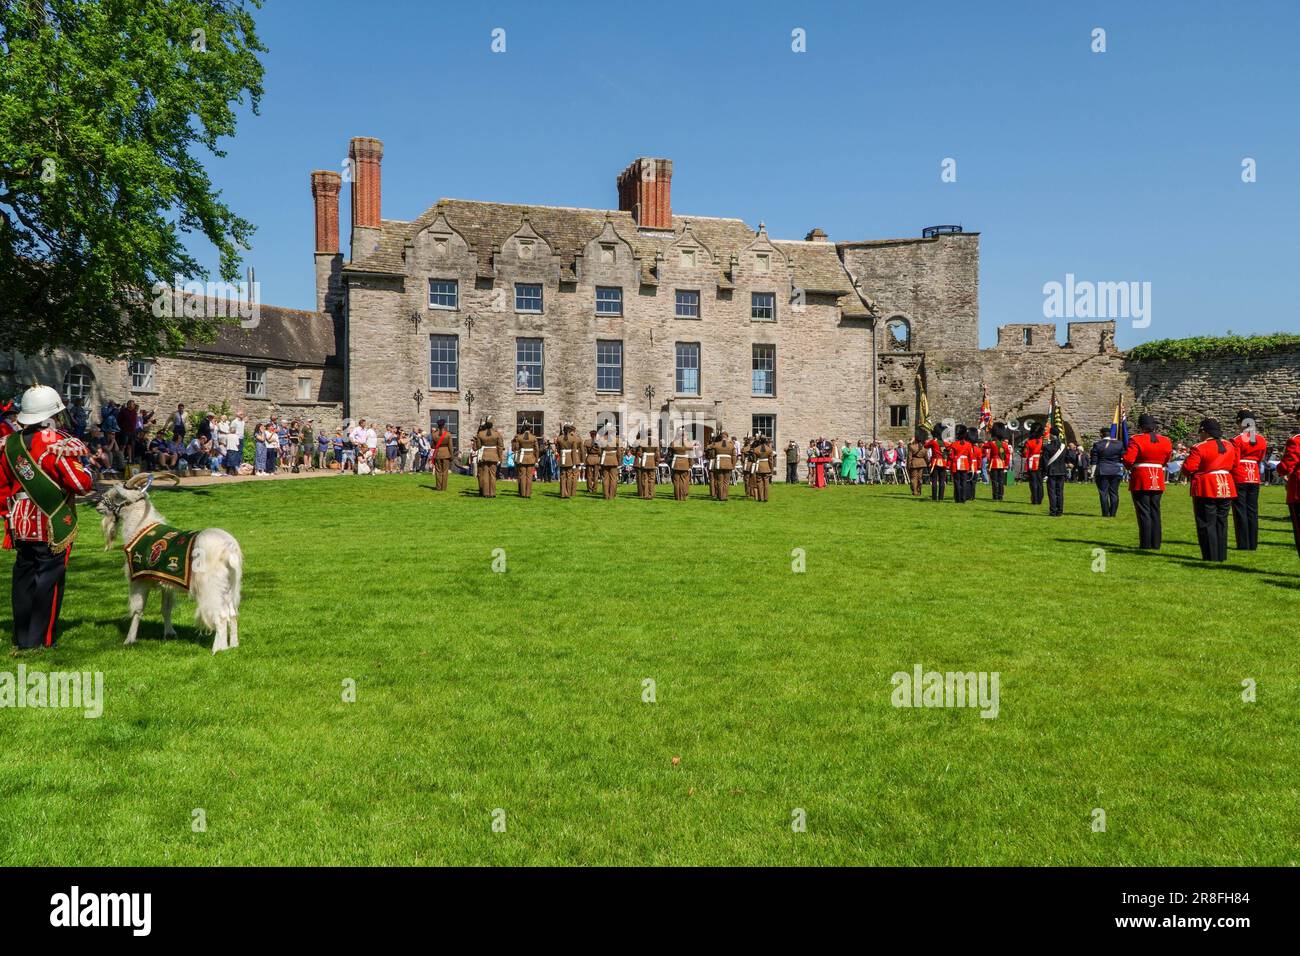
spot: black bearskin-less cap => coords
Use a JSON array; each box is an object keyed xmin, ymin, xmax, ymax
[
  {"xmin": 1137, "ymin": 413, "xmax": 1156, "ymax": 431},
  {"xmin": 1026, "ymin": 421, "xmax": 1044, "ymax": 439},
  {"xmin": 991, "ymin": 422, "xmax": 1010, "ymax": 440},
  {"xmin": 1200, "ymin": 418, "xmax": 1222, "ymax": 438},
  {"xmin": 435, "ymin": 418, "xmax": 446, "ymax": 429},
  {"xmin": 1100, "ymin": 427, "xmax": 1111, "ymax": 438},
  {"xmin": 1236, "ymin": 408, "xmax": 1256, "ymax": 424},
  {"xmin": 930, "ymin": 424, "xmax": 945, "ymax": 441},
  {"xmin": 914, "ymin": 428, "xmax": 929, "ymax": 442}
]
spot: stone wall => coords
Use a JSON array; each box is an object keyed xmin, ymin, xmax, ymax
[
  {"xmin": 1128, "ymin": 350, "xmax": 1300, "ymax": 435},
  {"xmin": 839, "ymin": 233, "xmax": 980, "ymax": 353},
  {"xmin": 4, "ymin": 350, "xmax": 344, "ymax": 430},
  {"xmin": 875, "ymin": 320, "xmax": 1128, "ymax": 444}
]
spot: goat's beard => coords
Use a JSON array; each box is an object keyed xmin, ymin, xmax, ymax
[{"xmin": 101, "ymin": 511, "xmax": 120, "ymax": 550}]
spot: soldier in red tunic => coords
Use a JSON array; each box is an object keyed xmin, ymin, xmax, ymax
[
  {"xmin": 1181, "ymin": 418, "xmax": 1239, "ymax": 562},
  {"xmin": 0, "ymin": 385, "xmax": 94, "ymax": 650},
  {"xmin": 1122, "ymin": 414, "xmax": 1173, "ymax": 549},
  {"xmin": 924, "ymin": 425, "xmax": 948, "ymax": 501},
  {"xmin": 947, "ymin": 424, "xmax": 971, "ymax": 504},
  {"xmin": 966, "ymin": 427, "xmax": 984, "ymax": 500},
  {"xmin": 1277, "ymin": 429, "xmax": 1300, "ymax": 558},
  {"xmin": 1229, "ymin": 409, "xmax": 1267, "ymax": 551},
  {"xmin": 1021, "ymin": 422, "xmax": 1045, "ymax": 505},
  {"xmin": 982, "ymin": 423, "xmax": 1013, "ymax": 501}
]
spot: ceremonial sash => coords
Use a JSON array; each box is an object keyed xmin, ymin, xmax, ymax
[
  {"xmin": 125, "ymin": 522, "xmax": 197, "ymax": 590},
  {"xmin": 1046, "ymin": 444, "xmax": 1066, "ymax": 468},
  {"xmin": 2, "ymin": 433, "xmax": 77, "ymax": 553}
]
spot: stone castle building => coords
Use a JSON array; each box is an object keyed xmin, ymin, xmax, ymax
[{"xmin": 7, "ymin": 135, "xmax": 1298, "ymax": 454}]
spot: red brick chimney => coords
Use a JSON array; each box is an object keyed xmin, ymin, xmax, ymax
[
  {"xmin": 311, "ymin": 170, "xmax": 341, "ymax": 253},
  {"xmin": 617, "ymin": 157, "xmax": 673, "ymax": 229},
  {"xmin": 349, "ymin": 136, "xmax": 384, "ymax": 230}
]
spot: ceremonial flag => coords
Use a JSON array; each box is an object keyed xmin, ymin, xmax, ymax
[
  {"xmin": 1110, "ymin": 395, "xmax": 1129, "ymax": 446},
  {"xmin": 916, "ymin": 372, "xmax": 932, "ymax": 430},
  {"xmin": 1048, "ymin": 387, "xmax": 1066, "ymax": 441},
  {"xmin": 978, "ymin": 384, "xmax": 992, "ymax": 432}
]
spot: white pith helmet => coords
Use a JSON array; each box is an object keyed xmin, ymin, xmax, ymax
[{"xmin": 17, "ymin": 384, "xmax": 66, "ymax": 425}]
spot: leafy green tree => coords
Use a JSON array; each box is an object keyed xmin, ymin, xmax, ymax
[{"xmin": 0, "ymin": 0, "xmax": 265, "ymax": 358}]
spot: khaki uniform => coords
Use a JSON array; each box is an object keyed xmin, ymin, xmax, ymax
[
  {"xmin": 750, "ymin": 437, "xmax": 776, "ymax": 501},
  {"xmin": 583, "ymin": 437, "xmax": 600, "ymax": 493},
  {"xmin": 742, "ymin": 438, "xmax": 755, "ymax": 498},
  {"xmin": 907, "ymin": 439, "xmax": 927, "ymax": 496},
  {"xmin": 556, "ymin": 432, "xmax": 582, "ymax": 498},
  {"xmin": 512, "ymin": 430, "xmax": 539, "ymax": 498},
  {"xmin": 708, "ymin": 438, "xmax": 734, "ymax": 501},
  {"xmin": 597, "ymin": 433, "xmax": 621, "ymax": 500},
  {"xmin": 431, "ymin": 428, "xmax": 454, "ymax": 491},
  {"xmin": 668, "ymin": 438, "xmax": 692, "ymax": 501},
  {"xmin": 473, "ymin": 426, "xmax": 505, "ymax": 497},
  {"xmin": 632, "ymin": 434, "xmax": 657, "ymax": 500}
]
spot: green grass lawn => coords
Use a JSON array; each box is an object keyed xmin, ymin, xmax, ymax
[{"xmin": 1, "ymin": 472, "xmax": 1297, "ymax": 866}]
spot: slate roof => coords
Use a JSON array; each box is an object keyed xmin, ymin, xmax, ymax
[
  {"xmin": 181, "ymin": 303, "xmax": 339, "ymax": 366},
  {"xmin": 345, "ymin": 200, "xmax": 868, "ymax": 303}
]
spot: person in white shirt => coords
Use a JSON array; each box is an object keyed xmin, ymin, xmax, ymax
[
  {"xmin": 264, "ymin": 425, "xmax": 281, "ymax": 474},
  {"xmin": 364, "ymin": 425, "xmax": 378, "ymax": 471},
  {"xmin": 215, "ymin": 416, "xmax": 233, "ymax": 475}
]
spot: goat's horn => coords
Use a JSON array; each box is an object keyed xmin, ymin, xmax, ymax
[
  {"xmin": 122, "ymin": 472, "xmax": 152, "ymax": 489},
  {"xmin": 152, "ymin": 472, "xmax": 181, "ymax": 486}
]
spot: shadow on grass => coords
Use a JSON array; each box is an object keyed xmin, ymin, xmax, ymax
[{"xmin": 1054, "ymin": 537, "xmax": 1300, "ymax": 577}]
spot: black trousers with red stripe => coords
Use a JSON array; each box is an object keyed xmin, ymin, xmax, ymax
[{"xmin": 11, "ymin": 541, "xmax": 68, "ymax": 649}]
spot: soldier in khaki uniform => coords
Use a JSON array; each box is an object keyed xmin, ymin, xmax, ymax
[
  {"xmin": 598, "ymin": 427, "xmax": 621, "ymax": 501},
  {"xmin": 668, "ymin": 429, "xmax": 692, "ymax": 501},
  {"xmin": 512, "ymin": 424, "xmax": 540, "ymax": 498},
  {"xmin": 709, "ymin": 431, "xmax": 735, "ymax": 501},
  {"xmin": 430, "ymin": 417, "xmax": 454, "ymax": 491},
  {"xmin": 632, "ymin": 427, "xmax": 657, "ymax": 500},
  {"xmin": 556, "ymin": 423, "xmax": 582, "ymax": 499},
  {"xmin": 583, "ymin": 430, "xmax": 600, "ymax": 493},
  {"xmin": 741, "ymin": 435, "xmax": 755, "ymax": 498},
  {"xmin": 473, "ymin": 419, "xmax": 504, "ymax": 497},
  {"xmin": 907, "ymin": 429, "xmax": 928, "ymax": 496},
  {"xmin": 750, "ymin": 433, "xmax": 776, "ymax": 501}
]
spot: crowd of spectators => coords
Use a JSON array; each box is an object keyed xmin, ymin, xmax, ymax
[{"xmin": 41, "ymin": 399, "xmax": 1294, "ymax": 487}]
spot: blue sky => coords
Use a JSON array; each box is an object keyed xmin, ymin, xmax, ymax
[{"xmin": 201, "ymin": 0, "xmax": 1299, "ymax": 347}]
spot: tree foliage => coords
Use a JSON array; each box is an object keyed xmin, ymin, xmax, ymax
[
  {"xmin": 0, "ymin": 0, "xmax": 265, "ymax": 358},
  {"xmin": 1127, "ymin": 332, "xmax": 1300, "ymax": 362}
]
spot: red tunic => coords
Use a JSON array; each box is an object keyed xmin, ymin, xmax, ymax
[
  {"xmin": 1230, "ymin": 432, "xmax": 1267, "ymax": 485},
  {"xmin": 947, "ymin": 440, "xmax": 972, "ymax": 473},
  {"xmin": 1022, "ymin": 437, "xmax": 1042, "ymax": 472},
  {"xmin": 1181, "ymin": 438, "xmax": 1239, "ymax": 499},
  {"xmin": 0, "ymin": 427, "xmax": 94, "ymax": 548},
  {"xmin": 1276, "ymin": 434, "xmax": 1300, "ymax": 504},
  {"xmin": 924, "ymin": 439, "xmax": 947, "ymax": 470},
  {"xmin": 968, "ymin": 443, "xmax": 984, "ymax": 472},
  {"xmin": 981, "ymin": 440, "xmax": 1011, "ymax": 469},
  {"xmin": 1123, "ymin": 432, "xmax": 1173, "ymax": 492}
]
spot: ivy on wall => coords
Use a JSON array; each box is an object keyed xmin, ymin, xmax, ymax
[{"xmin": 1127, "ymin": 333, "xmax": 1300, "ymax": 362}]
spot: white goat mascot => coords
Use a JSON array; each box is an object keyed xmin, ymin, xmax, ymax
[{"xmin": 96, "ymin": 473, "xmax": 244, "ymax": 653}]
